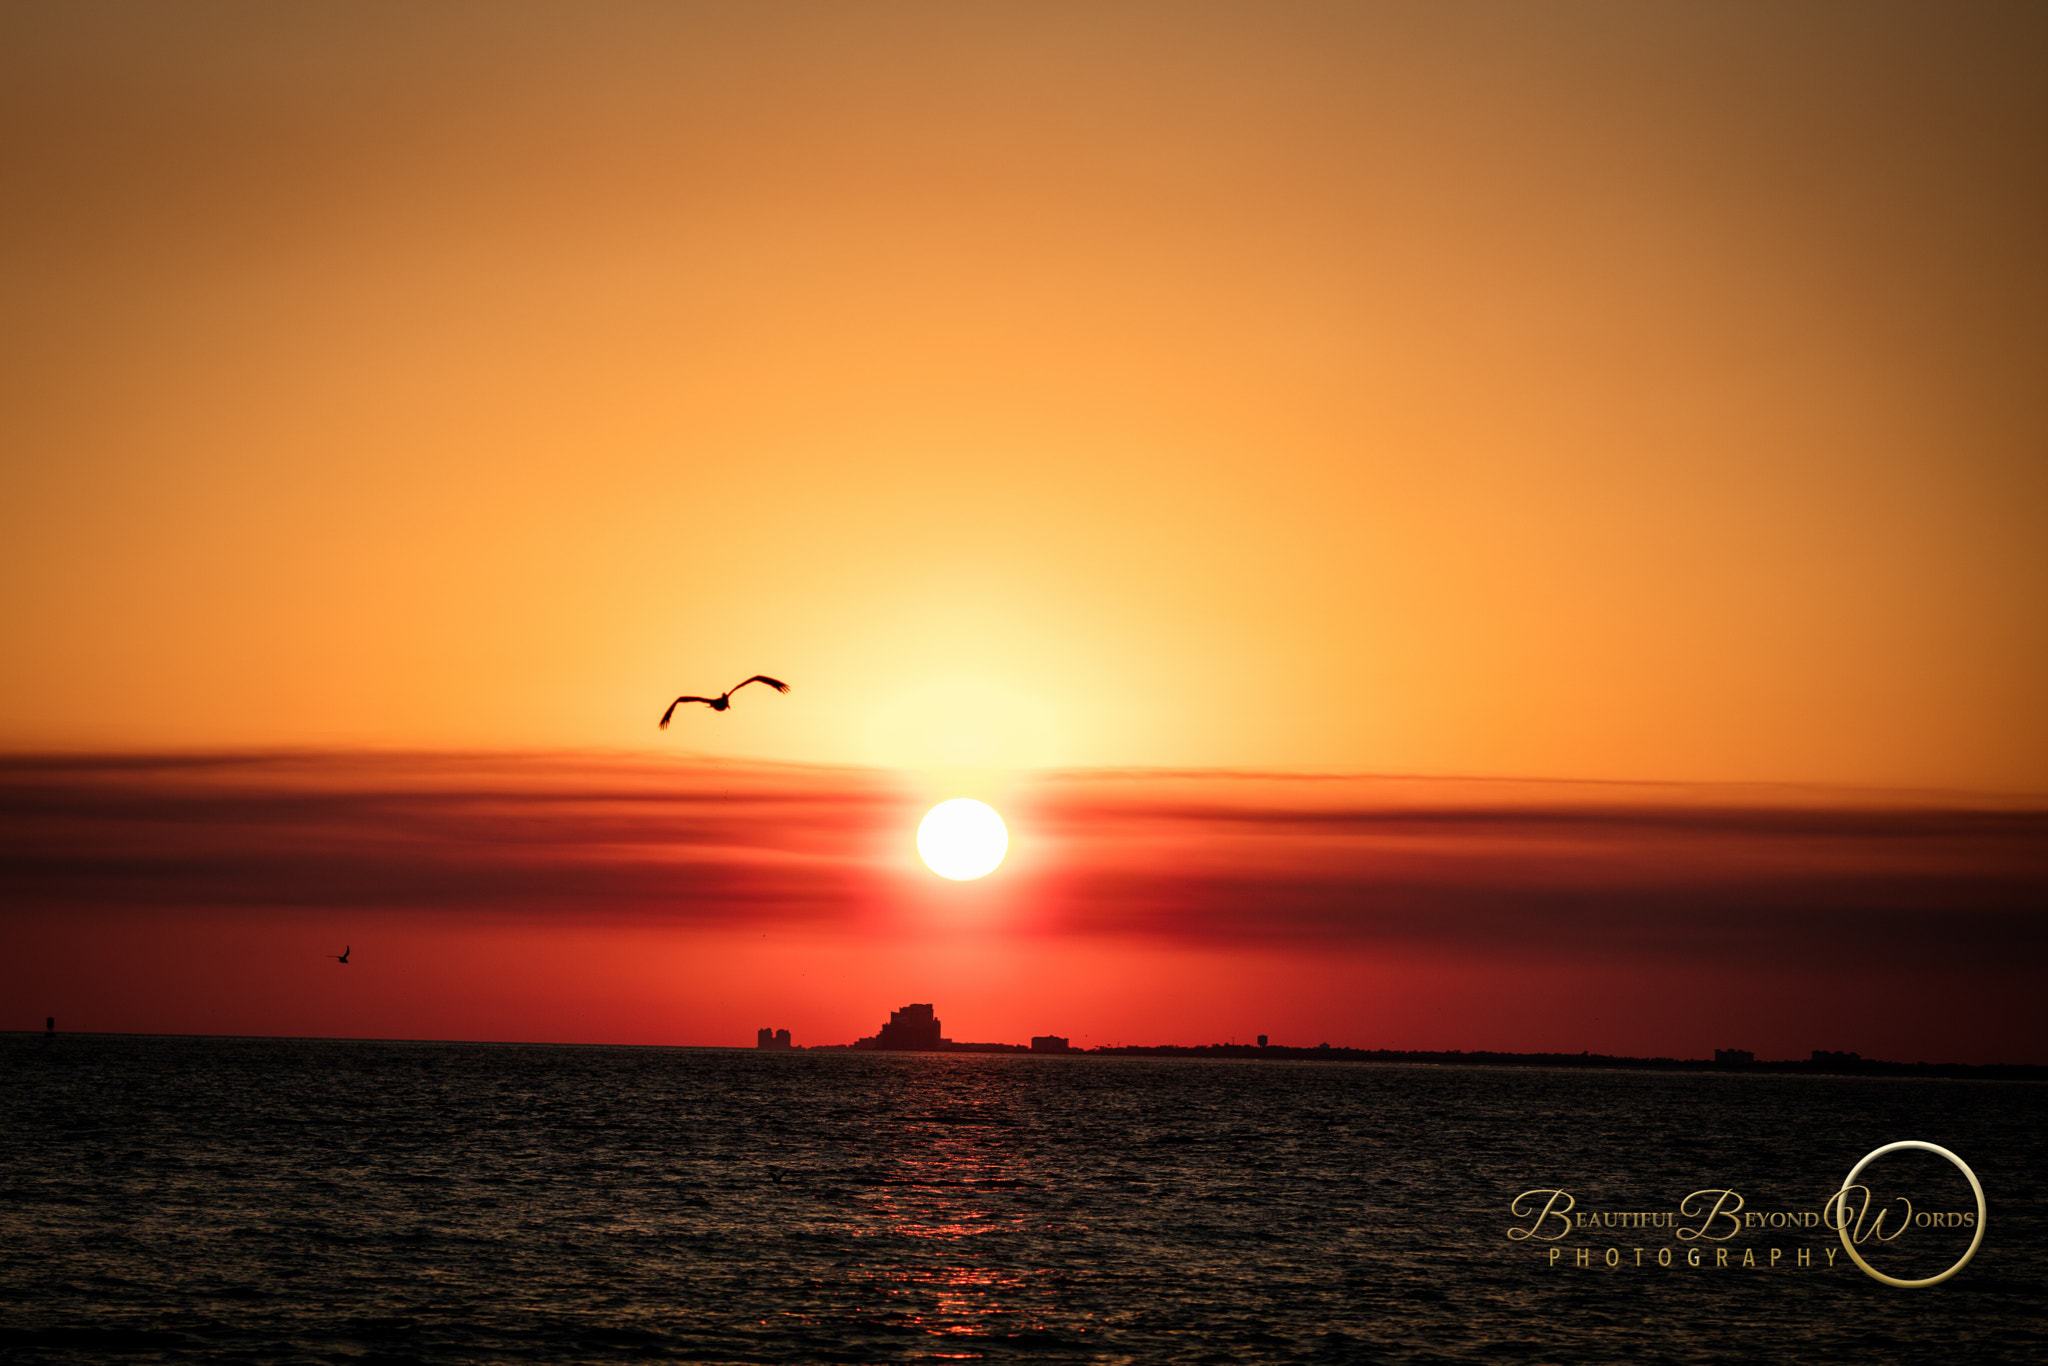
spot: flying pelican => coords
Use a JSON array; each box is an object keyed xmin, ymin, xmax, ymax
[
  {"xmin": 328, "ymin": 946, "xmax": 351, "ymax": 964},
  {"xmin": 660, "ymin": 675, "xmax": 790, "ymax": 728}
]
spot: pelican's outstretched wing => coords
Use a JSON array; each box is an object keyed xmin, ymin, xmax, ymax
[
  {"xmin": 660, "ymin": 697, "xmax": 716, "ymax": 728},
  {"xmin": 733, "ymin": 675, "xmax": 790, "ymax": 694}
]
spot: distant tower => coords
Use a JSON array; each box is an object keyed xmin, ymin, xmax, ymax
[
  {"xmin": 46, "ymin": 1016, "xmax": 55, "ymax": 1035},
  {"xmin": 774, "ymin": 1028, "xmax": 791, "ymax": 1048},
  {"xmin": 874, "ymin": 1003, "xmax": 943, "ymax": 1050},
  {"xmin": 1257, "ymin": 1034, "xmax": 1268, "ymax": 1048},
  {"xmin": 757, "ymin": 1027, "xmax": 774, "ymax": 1048}
]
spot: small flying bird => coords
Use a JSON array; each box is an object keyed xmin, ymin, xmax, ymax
[
  {"xmin": 328, "ymin": 946, "xmax": 351, "ymax": 964},
  {"xmin": 660, "ymin": 675, "xmax": 790, "ymax": 728}
]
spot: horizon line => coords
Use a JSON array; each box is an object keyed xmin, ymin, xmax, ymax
[{"xmin": 12, "ymin": 1029, "xmax": 2045, "ymax": 1075}]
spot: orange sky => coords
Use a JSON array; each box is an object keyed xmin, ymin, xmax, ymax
[
  {"xmin": 4, "ymin": 6, "xmax": 2047, "ymax": 1059},
  {"xmin": 3, "ymin": 2, "xmax": 2044, "ymax": 790}
]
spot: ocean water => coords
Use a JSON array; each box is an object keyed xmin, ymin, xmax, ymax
[{"xmin": 2, "ymin": 1035, "xmax": 2041, "ymax": 1364}]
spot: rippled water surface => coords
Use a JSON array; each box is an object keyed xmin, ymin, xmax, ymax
[{"xmin": 3, "ymin": 1035, "xmax": 2042, "ymax": 1363}]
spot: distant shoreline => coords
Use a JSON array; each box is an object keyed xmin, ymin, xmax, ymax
[
  {"xmin": 1060, "ymin": 1043, "xmax": 2048, "ymax": 1080},
  {"xmin": 812, "ymin": 1039, "xmax": 2047, "ymax": 1079},
  {"xmin": 11, "ymin": 1031, "xmax": 2044, "ymax": 1078}
]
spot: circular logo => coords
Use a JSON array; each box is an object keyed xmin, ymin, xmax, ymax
[{"xmin": 1832, "ymin": 1141, "xmax": 1987, "ymax": 1288}]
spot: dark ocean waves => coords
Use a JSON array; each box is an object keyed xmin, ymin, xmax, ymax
[{"xmin": 2, "ymin": 1035, "xmax": 2042, "ymax": 1363}]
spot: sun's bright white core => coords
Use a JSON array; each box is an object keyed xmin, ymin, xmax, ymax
[{"xmin": 916, "ymin": 798, "xmax": 1008, "ymax": 880}]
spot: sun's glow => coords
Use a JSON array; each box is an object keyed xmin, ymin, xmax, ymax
[
  {"xmin": 864, "ymin": 674, "xmax": 1061, "ymax": 772},
  {"xmin": 916, "ymin": 798, "xmax": 1009, "ymax": 880}
]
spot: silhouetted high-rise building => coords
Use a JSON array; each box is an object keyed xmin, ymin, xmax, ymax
[
  {"xmin": 873, "ymin": 1003, "xmax": 943, "ymax": 1050},
  {"xmin": 1030, "ymin": 1035, "xmax": 1070, "ymax": 1053},
  {"xmin": 757, "ymin": 1027, "xmax": 793, "ymax": 1049}
]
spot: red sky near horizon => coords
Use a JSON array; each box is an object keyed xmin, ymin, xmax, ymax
[
  {"xmin": 5, "ymin": 752, "xmax": 2043, "ymax": 1062},
  {"xmin": 2, "ymin": 6, "xmax": 2045, "ymax": 1060}
]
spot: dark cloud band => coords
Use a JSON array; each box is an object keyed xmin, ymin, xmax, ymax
[{"xmin": 3, "ymin": 753, "xmax": 2042, "ymax": 975}]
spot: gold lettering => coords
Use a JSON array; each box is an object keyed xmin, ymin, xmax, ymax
[
  {"xmin": 1770, "ymin": 1248, "xmax": 1782, "ymax": 1266},
  {"xmin": 1863, "ymin": 1196, "xmax": 1913, "ymax": 1243},
  {"xmin": 1577, "ymin": 1248, "xmax": 1591, "ymax": 1268},
  {"xmin": 1826, "ymin": 1185, "xmax": 1913, "ymax": 1244},
  {"xmin": 1508, "ymin": 1189, "xmax": 1577, "ymax": 1241},
  {"xmin": 1677, "ymin": 1189, "xmax": 1746, "ymax": 1242},
  {"xmin": 1549, "ymin": 1247, "xmax": 1562, "ymax": 1268},
  {"xmin": 1634, "ymin": 1248, "xmax": 1644, "ymax": 1266},
  {"xmin": 1742, "ymin": 1249, "xmax": 1755, "ymax": 1267},
  {"xmin": 1658, "ymin": 1248, "xmax": 1672, "ymax": 1267},
  {"xmin": 1797, "ymin": 1248, "xmax": 1811, "ymax": 1266},
  {"xmin": 1605, "ymin": 1247, "xmax": 1619, "ymax": 1267},
  {"xmin": 1824, "ymin": 1248, "xmax": 1838, "ymax": 1267},
  {"xmin": 1687, "ymin": 1248, "xmax": 1700, "ymax": 1267}
]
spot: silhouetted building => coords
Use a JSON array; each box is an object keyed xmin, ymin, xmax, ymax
[
  {"xmin": 1257, "ymin": 1035, "xmax": 1268, "ymax": 1047},
  {"xmin": 1811, "ymin": 1049, "xmax": 1861, "ymax": 1066},
  {"xmin": 1714, "ymin": 1048, "xmax": 1755, "ymax": 1065},
  {"xmin": 756, "ymin": 1027, "xmax": 792, "ymax": 1049},
  {"xmin": 1030, "ymin": 1035, "xmax": 1070, "ymax": 1053},
  {"xmin": 46, "ymin": 1016, "xmax": 54, "ymax": 1035},
  {"xmin": 871, "ymin": 1003, "xmax": 944, "ymax": 1051}
]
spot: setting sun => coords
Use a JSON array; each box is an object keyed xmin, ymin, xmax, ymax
[{"xmin": 916, "ymin": 798, "xmax": 1009, "ymax": 880}]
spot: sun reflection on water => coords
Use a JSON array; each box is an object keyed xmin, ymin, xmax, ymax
[{"xmin": 824, "ymin": 1065, "xmax": 1085, "ymax": 1348}]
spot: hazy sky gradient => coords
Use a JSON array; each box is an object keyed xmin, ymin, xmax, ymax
[{"xmin": 4, "ymin": 2, "xmax": 2046, "ymax": 788}]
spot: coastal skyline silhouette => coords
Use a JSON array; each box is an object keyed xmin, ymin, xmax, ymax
[{"xmin": 764, "ymin": 998, "xmax": 2045, "ymax": 1076}]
